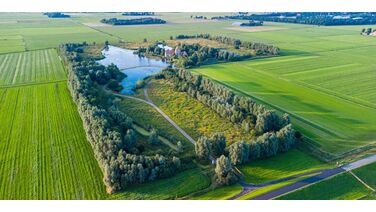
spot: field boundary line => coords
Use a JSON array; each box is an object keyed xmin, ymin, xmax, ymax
[
  {"xmin": 70, "ymin": 19, "xmax": 123, "ymax": 42},
  {"xmin": 0, "ymin": 79, "xmax": 67, "ymax": 89},
  {"xmin": 349, "ymin": 171, "xmax": 375, "ymax": 192}
]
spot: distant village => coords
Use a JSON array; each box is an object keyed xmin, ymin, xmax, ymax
[{"xmin": 163, "ymin": 46, "xmax": 188, "ymax": 58}]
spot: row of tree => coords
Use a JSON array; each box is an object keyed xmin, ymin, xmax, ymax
[
  {"xmin": 100, "ymin": 18, "xmax": 166, "ymax": 25},
  {"xmin": 197, "ymin": 127, "xmax": 296, "ymax": 185},
  {"xmin": 60, "ymin": 43, "xmax": 181, "ymax": 193},
  {"xmin": 240, "ymin": 20, "xmax": 263, "ymax": 27},
  {"xmin": 191, "ymin": 15, "xmax": 208, "ymax": 20},
  {"xmin": 196, "ymin": 124, "xmax": 296, "ymax": 167},
  {"xmin": 174, "ymin": 34, "xmax": 279, "ymax": 55},
  {"xmin": 122, "ymin": 12, "xmax": 155, "ymax": 16},
  {"xmin": 160, "ymin": 68, "xmax": 291, "ymax": 135},
  {"xmin": 212, "ymin": 12, "xmax": 376, "ymax": 26},
  {"xmin": 43, "ymin": 12, "xmax": 70, "ymax": 18}
]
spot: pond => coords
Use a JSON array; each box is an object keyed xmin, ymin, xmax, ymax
[{"xmin": 97, "ymin": 45, "xmax": 169, "ymax": 94}]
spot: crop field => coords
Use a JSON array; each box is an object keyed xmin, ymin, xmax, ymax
[
  {"xmin": 0, "ymin": 49, "xmax": 66, "ymax": 86},
  {"xmin": 0, "ymin": 35, "xmax": 25, "ymax": 54},
  {"xmin": 353, "ymin": 162, "xmax": 376, "ymax": 189},
  {"xmin": 0, "ymin": 83, "xmax": 106, "ymax": 199},
  {"xmin": 191, "ymin": 184, "xmax": 243, "ymax": 200},
  {"xmin": 239, "ymin": 149, "xmax": 332, "ymax": 184},
  {"xmin": 0, "ymin": 13, "xmax": 117, "ymax": 52}
]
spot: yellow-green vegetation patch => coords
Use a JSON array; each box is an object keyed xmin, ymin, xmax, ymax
[
  {"xmin": 239, "ymin": 149, "xmax": 332, "ymax": 184},
  {"xmin": 109, "ymin": 167, "xmax": 210, "ymax": 200},
  {"xmin": 118, "ymin": 97, "xmax": 191, "ymax": 146},
  {"xmin": 190, "ymin": 184, "xmax": 243, "ymax": 200},
  {"xmin": 0, "ymin": 49, "xmax": 66, "ymax": 86},
  {"xmin": 0, "ymin": 83, "xmax": 106, "ymax": 199},
  {"xmin": 148, "ymin": 79, "xmax": 253, "ymax": 144},
  {"xmin": 276, "ymin": 172, "xmax": 372, "ymax": 200}
]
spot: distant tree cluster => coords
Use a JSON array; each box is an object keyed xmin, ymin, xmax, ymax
[
  {"xmin": 43, "ymin": 12, "xmax": 70, "ymax": 18},
  {"xmin": 138, "ymin": 42, "xmax": 250, "ymax": 68},
  {"xmin": 212, "ymin": 12, "xmax": 376, "ymax": 26},
  {"xmin": 240, "ymin": 20, "xmax": 263, "ymax": 27},
  {"xmin": 122, "ymin": 12, "xmax": 155, "ymax": 16},
  {"xmin": 101, "ymin": 18, "xmax": 166, "ymax": 25},
  {"xmin": 174, "ymin": 34, "xmax": 279, "ymax": 55},
  {"xmin": 161, "ymin": 68, "xmax": 293, "ymax": 137},
  {"xmin": 59, "ymin": 43, "xmax": 181, "ymax": 193},
  {"xmin": 361, "ymin": 28, "xmax": 376, "ymax": 36},
  {"xmin": 191, "ymin": 15, "xmax": 207, "ymax": 20}
]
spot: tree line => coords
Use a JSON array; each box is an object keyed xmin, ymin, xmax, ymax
[
  {"xmin": 59, "ymin": 43, "xmax": 181, "ymax": 193},
  {"xmin": 240, "ymin": 20, "xmax": 263, "ymax": 27},
  {"xmin": 122, "ymin": 12, "xmax": 155, "ymax": 16},
  {"xmin": 174, "ymin": 34, "xmax": 279, "ymax": 55},
  {"xmin": 43, "ymin": 12, "xmax": 70, "ymax": 18},
  {"xmin": 212, "ymin": 12, "xmax": 376, "ymax": 26},
  {"xmin": 191, "ymin": 15, "xmax": 208, "ymax": 20},
  {"xmin": 195, "ymin": 125, "xmax": 296, "ymax": 185},
  {"xmin": 100, "ymin": 18, "xmax": 166, "ymax": 26},
  {"xmin": 160, "ymin": 68, "xmax": 293, "ymax": 136}
]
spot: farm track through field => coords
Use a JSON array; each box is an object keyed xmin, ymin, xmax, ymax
[{"xmin": 112, "ymin": 88, "xmax": 196, "ymax": 145}]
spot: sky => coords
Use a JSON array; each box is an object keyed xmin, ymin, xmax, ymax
[{"xmin": 1, "ymin": 0, "xmax": 375, "ymax": 12}]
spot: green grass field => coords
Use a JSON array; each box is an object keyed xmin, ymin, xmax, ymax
[
  {"xmin": 109, "ymin": 167, "xmax": 210, "ymax": 200},
  {"xmin": 0, "ymin": 44, "xmax": 106, "ymax": 199},
  {"xmin": 239, "ymin": 149, "xmax": 332, "ymax": 184},
  {"xmin": 190, "ymin": 184, "xmax": 243, "ymax": 200},
  {"xmin": 0, "ymin": 83, "xmax": 106, "ymax": 199},
  {"xmin": 191, "ymin": 24, "xmax": 376, "ymax": 156},
  {"xmin": 0, "ymin": 13, "xmax": 117, "ymax": 53},
  {"xmin": 0, "ymin": 12, "xmax": 375, "ymax": 200},
  {"xmin": 0, "ymin": 49, "xmax": 66, "ymax": 86},
  {"xmin": 237, "ymin": 173, "xmax": 318, "ymax": 200},
  {"xmin": 353, "ymin": 162, "xmax": 376, "ymax": 189}
]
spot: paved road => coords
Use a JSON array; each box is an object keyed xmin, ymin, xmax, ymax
[
  {"xmin": 228, "ymin": 169, "xmax": 324, "ymax": 200},
  {"xmin": 233, "ymin": 153, "xmax": 376, "ymax": 200},
  {"xmin": 341, "ymin": 154, "xmax": 376, "ymax": 171},
  {"xmin": 113, "ymin": 90, "xmax": 196, "ymax": 145},
  {"xmin": 251, "ymin": 167, "xmax": 345, "ymax": 200}
]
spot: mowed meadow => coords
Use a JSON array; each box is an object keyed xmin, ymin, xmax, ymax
[{"xmin": 0, "ymin": 48, "xmax": 106, "ymax": 199}]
